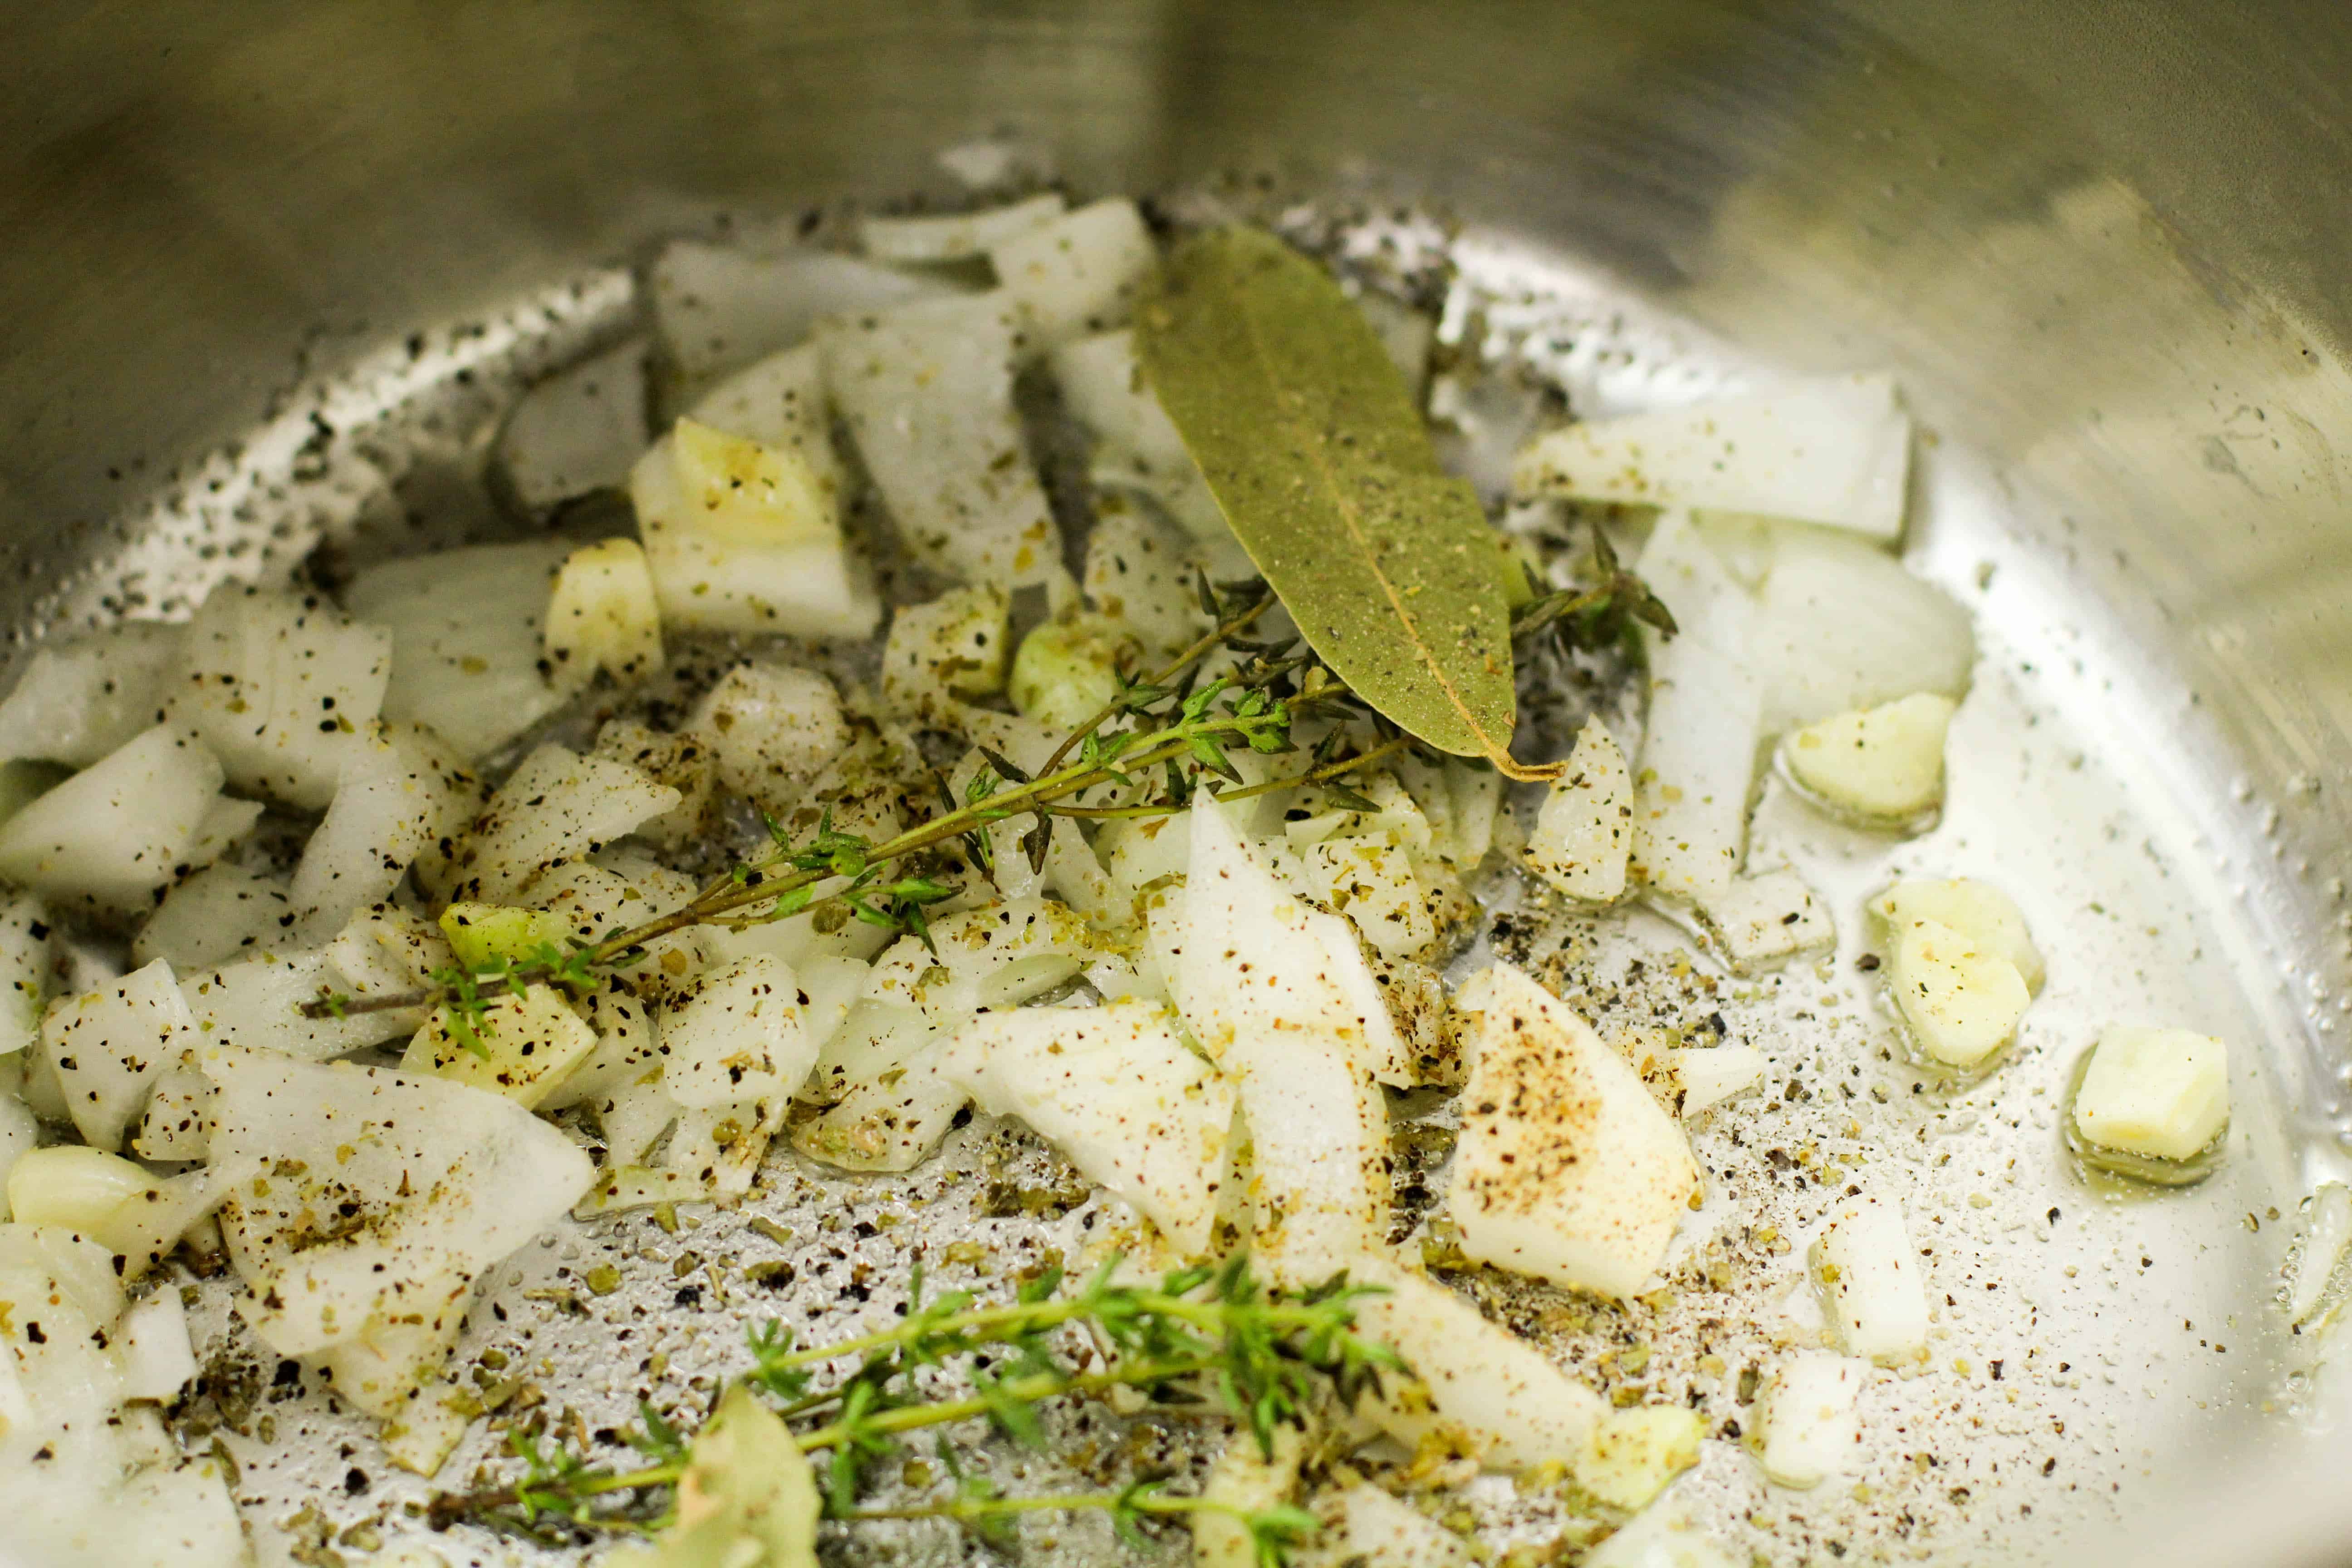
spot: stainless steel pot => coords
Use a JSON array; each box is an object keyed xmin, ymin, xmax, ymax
[{"xmin": 4, "ymin": 3, "xmax": 2350, "ymax": 1563}]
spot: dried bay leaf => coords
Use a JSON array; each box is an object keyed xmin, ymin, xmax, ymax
[{"xmin": 1137, "ymin": 227, "xmax": 1554, "ymax": 779}]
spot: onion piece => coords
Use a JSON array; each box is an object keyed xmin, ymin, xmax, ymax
[
  {"xmin": 39, "ymin": 960, "xmax": 197, "ymax": 1150},
  {"xmin": 650, "ymin": 240, "xmax": 962, "ymax": 383},
  {"xmin": 793, "ymin": 1047, "xmax": 963, "ymax": 1174},
  {"xmin": 1082, "ymin": 507, "xmax": 1213, "ymax": 662},
  {"xmin": 1629, "ymin": 513, "xmax": 1762, "ymax": 906},
  {"xmin": 203, "ymin": 1043, "xmax": 593, "ymax": 1360},
  {"xmin": 940, "ymin": 1000, "xmax": 1233, "ymax": 1254},
  {"xmin": 818, "ymin": 293, "xmax": 1068, "ymax": 598},
  {"xmin": 1758, "ymin": 1352, "xmax": 1868, "ymax": 1489},
  {"xmin": 660, "ymin": 956, "xmax": 818, "ymax": 1109},
  {"xmin": 1696, "ymin": 867, "xmax": 1835, "ymax": 974},
  {"xmin": 403, "ymin": 986, "xmax": 599, "ymax": 1108},
  {"xmin": 491, "ymin": 336, "xmax": 648, "ymax": 515},
  {"xmin": 290, "ymin": 722, "xmax": 477, "ymax": 938},
  {"xmin": 174, "ymin": 587, "xmax": 392, "ymax": 811},
  {"xmin": 0, "ymin": 623, "xmax": 185, "ymax": 769},
  {"xmin": 0, "ymin": 725, "xmax": 232, "ymax": 912},
  {"xmin": 988, "ymin": 197, "xmax": 1156, "ymax": 345},
  {"xmin": 134, "ymin": 863, "xmax": 293, "ymax": 973},
  {"xmin": 118, "ymin": 1289, "xmax": 199, "ymax": 1403},
  {"xmin": 180, "ymin": 946, "xmax": 421, "ymax": 1059},
  {"xmin": 685, "ymin": 341, "xmax": 836, "ymax": 459},
  {"xmin": 343, "ymin": 539, "xmax": 580, "ymax": 764},
  {"xmin": 860, "ymin": 192, "xmax": 1066, "ymax": 263},
  {"xmin": 1346, "ymin": 1255, "xmax": 1605, "ymax": 1470},
  {"xmin": 1810, "ymin": 1196, "xmax": 1932, "ymax": 1364},
  {"xmin": 0, "ymin": 890, "xmax": 52, "ymax": 1056},
  {"xmin": 544, "ymin": 538, "xmax": 663, "ymax": 687},
  {"xmin": 1525, "ymin": 719, "xmax": 1632, "ymax": 901},
  {"xmin": 1049, "ymin": 328, "xmax": 1227, "ymax": 543},
  {"xmin": 1511, "ymin": 374, "xmax": 1910, "ymax": 540},
  {"xmin": 1754, "ymin": 526, "xmax": 1974, "ymax": 736},
  {"xmin": 863, "ymin": 898, "xmax": 1101, "ymax": 1023},
  {"xmin": 1448, "ymin": 965, "xmax": 1698, "ymax": 1298},
  {"xmin": 433, "ymin": 743, "xmax": 678, "ymax": 905},
  {"xmin": 687, "ymin": 662, "xmax": 851, "ymax": 810}
]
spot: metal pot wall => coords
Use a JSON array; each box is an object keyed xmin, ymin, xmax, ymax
[{"xmin": 3, "ymin": 3, "xmax": 2350, "ymax": 1563}]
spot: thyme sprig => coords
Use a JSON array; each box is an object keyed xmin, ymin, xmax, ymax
[
  {"xmin": 307, "ymin": 577, "xmax": 1325, "ymax": 1029},
  {"xmin": 1511, "ymin": 522, "xmax": 1679, "ymax": 648},
  {"xmin": 427, "ymin": 1254, "xmax": 1399, "ymax": 1566}
]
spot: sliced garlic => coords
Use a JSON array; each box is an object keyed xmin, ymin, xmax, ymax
[
  {"xmin": 1869, "ymin": 877, "xmax": 2043, "ymax": 992},
  {"xmin": 544, "ymin": 537, "xmax": 663, "ymax": 686},
  {"xmin": 1576, "ymin": 1405, "xmax": 1705, "ymax": 1510},
  {"xmin": 1698, "ymin": 867, "xmax": 1835, "ymax": 974},
  {"xmin": 2069, "ymin": 1025, "xmax": 2228, "ymax": 1163},
  {"xmin": 1758, "ymin": 1352, "xmax": 1867, "ymax": 1488},
  {"xmin": 1782, "ymin": 692, "xmax": 1955, "ymax": 822},
  {"xmin": 1811, "ymin": 1196, "xmax": 1931, "ymax": 1364},
  {"xmin": 1886, "ymin": 915, "xmax": 2030, "ymax": 1070}
]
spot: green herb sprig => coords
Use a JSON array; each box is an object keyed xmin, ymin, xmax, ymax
[{"xmin": 426, "ymin": 1254, "xmax": 1399, "ymax": 1566}]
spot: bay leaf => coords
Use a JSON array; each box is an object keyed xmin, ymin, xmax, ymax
[{"xmin": 1137, "ymin": 227, "xmax": 1554, "ymax": 779}]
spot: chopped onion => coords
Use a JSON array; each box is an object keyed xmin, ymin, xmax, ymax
[
  {"xmin": 133, "ymin": 863, "xmax": 293, "ymax": 972},
  {"xmin": 1345, "ymin": 1255, "xmax": 1604, "ymax": 1470},
  {"xmin": 1082, "ymin": 506, "xmax": 1214, "ymax": 661},
  {"xmin": 1754, "ymin": 527, "xmax": 1974, "ymax": 735},
  {"xmin": 940, "ymin": 1000, "xmax": 1234, "ymax": 1253},
  {"xmin": 651, "ymin": 240, "xmax": 963, "ymax": 383},
  {"xmin": 1511, "ymin": 374, "xmax": 1910, "ymax": 540},
  {"xmin": 628, "ymin": 421, "xmax": 881, "ymax": 642},
  {"xmin": 491, "ymin": 336, "xmax": 648, "ymax": 514},
  {"xmin": 818, "ymin": 293, "xmax": 1067, "ymax": 598},
  {"xmin": 1671, "ymin": 1044, "xmax": 1768, "ymax": 1116},
  {"xmin": 0, "ymin": 890, "xmax": 51, "ymax": 1056},
  {"xmin": 1629, "ymin": 513, "xmax": 1763, "ymax": 905},
  {"xmin": 174, "ymin": 586, "xmax": 392, "ymax": 811},
  {"xmin": 1324, "ymin": 1484, "xmax": 1468, "ymax": 1568},
  {"xmin": 1526, "ymin": 719, "xmax": 1632, "ymax": 901},
  {"xmin": 860, "ymin": 193, "xmax": 1065, "ymax": 263},
  {"xmin": 0, "ymin": 725, "xmax": 231, "ymax": 912},
  {"xmin": 402, "ymin": 986, "xmax": 599, "ymax": 1108},
  {"xmin": 661, "ymin": 956, "xmax": 818, "ymax": 1109},
  {"xmin": 117, "ymin": 1289, "xmax": 198, "ymax": 1403},
  {"xmin": 39, "ymin": 960, "xmax": 196, "ymax": 1150},
  {"xmin": 290, "ymin": 722, "xmax": 477, "ymax": 937},
  {"xmin": 1810, "ymin": 1196, "xmax": 1931, "ymax": 1364},
  {"xmin": 1048, "ymin": 328, "xmax": 1227, "ymax": 542},
  {"xmin": 343, "ymin": 540, "xmax": 580, "ymax": 764},
  {"xmin": 0, "ymin": 623, "xmax": 185, "ymax": 769},
  {"xmin": 180, "ymin": 946, "xmax": 418, "ymax": 1059},
  {"xmin": 204, "ymin": 1043, "xmax": 593, "ymax": 1360},
  {"xmin": 434, "ymin": 743, "xmax": 678, "ymax": 904},
  {"xmin": 688, "ymin": 662, "xmax": 851, "ymax": 808},
  {"xmin": 1448, "ymin": 965, "xmax": 1697, "ymax": 1298},
  {"xmin": 863, "ymin": 898, "xmax": 1100, "ymax": 1023},
  {"xmin": 686, "ymin": 340, "xmax": 835, "ymax": 461},
  {"xmin": 1696, "ymin": 867, "xmax": 1835, "ymax": 974},
  {"xmin": 130, "ymin": 1068, "xmax": 209, "ymax": 1162},
  {"xmin": 880, "ymin": 585, "xmax": 1012, "ymax": 723},
  {"xmin": 545, "ymin": 537, "xmax": 663, "ymax": 687},
  {"xmin": 1174, "ymin": 805, "xmax": 1423, "ymax": 1084},
  {"xmin": 988, "ymin": 197, "xmax": 1156, "ymax": 344},
  {"xmin": 1758, "ymin": 1352, "xmax": 1867, "ymax": 1488}
]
